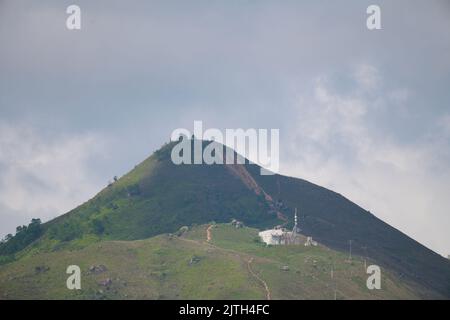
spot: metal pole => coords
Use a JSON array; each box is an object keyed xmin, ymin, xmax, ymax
[{"xmin": 349, "ymin": 240, "xmax": 353, "ymax": 261}]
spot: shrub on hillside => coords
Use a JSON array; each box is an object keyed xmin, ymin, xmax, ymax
[
  {"xmin": 48, "ymin": 221, "xmax": 83, "ymax": 242},
  {"xmin": 0, "ymin": 218, "xmax": 43, "ymax": 256}
]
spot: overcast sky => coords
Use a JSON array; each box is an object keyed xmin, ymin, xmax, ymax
[{"xmin": 1, "ymin": 0, "xmax": 449, "ymax": 256}]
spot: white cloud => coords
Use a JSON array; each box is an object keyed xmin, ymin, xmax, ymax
[
  {"xmin": 354, "ymin": 64, "xmax": 380, "ymax": 91},
  {"xmin": 0, "ymin": 122, "xmax": 109, "ymax": 237},
  {"xmin": 438, "ymin": 114, "xmax": 450, "ymax": 137}
]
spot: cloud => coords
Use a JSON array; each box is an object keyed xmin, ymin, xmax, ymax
[
  {"xmin": 354, "ymin": 64, "xmax": 380, "ymax": 91},
  {"xmin": 0, "ymin": 122, "xmax": 109, "ymax": 238},
  {"xmin": 281, "ymin": 66, "xmax": 450, "ymax": 256},
  {"xmin": 438, "ymin": 114, "xmax": 450, "ymax": 137}
]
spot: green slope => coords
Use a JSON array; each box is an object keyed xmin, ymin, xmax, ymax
[{"xmin": 0, "ymin": 224, "xmax": 421, "ymax": 300}]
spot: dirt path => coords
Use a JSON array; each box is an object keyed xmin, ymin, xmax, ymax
[
  {"xmin": 206, "ymin": 225, "xmax": 212, "ymax": 242},
  {"xmin": 178, "ymin": 236, "xmax": 348, "ymax": 300},
  {"xmin": 179, "ymin": 235, "xmax": 280, "ymax": 265},
  {"xmin": 180, "ymin": 232, "xmax": 272, "ymax": 299},
  {"xmin": 247, "ymin": 258, "xmax": 271, "ymax": 300}
]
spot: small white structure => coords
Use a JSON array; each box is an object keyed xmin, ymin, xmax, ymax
[
  {"xmin": 304, "ymin": 236, "xmax": 318, "ymax": 247},
  {"xmin": 259, "ymin": 208, "xmax": 303, "ymax": 245},
  {"xmin": 231, "ymin": 219, "xmax": 244, "ymax": 229},
  {"xmin": 259, "ymin": 229, "xmax": 287, "ymax": 245}
]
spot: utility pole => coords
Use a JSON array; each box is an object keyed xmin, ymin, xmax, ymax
[
  {"xmin": 348, "ymin": 240, "xmax": 353, "ymax": 261},
  {"xmin": 332, "ymin": 253, "xmax": 337, "ymax": 300},
  {"xmin": 334, "ymin": 284, "xmax": 337, "ymax": 300},
  {"xmin": 362, "ymin": 246, "xmax": 368, "ymax": 270}
]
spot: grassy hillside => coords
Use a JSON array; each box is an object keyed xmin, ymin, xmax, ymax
[{"xmin": 0, "ymin": 224, "xmax": 421, "ymax": 300}]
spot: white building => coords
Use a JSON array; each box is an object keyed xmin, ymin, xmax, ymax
[
  {"xmin": 259, "ymin": 229, "xmax": 288, "ymax": 245},
  {"xmin": 259, "ymin": 209, "xmax": 303, "ymax": 246}
]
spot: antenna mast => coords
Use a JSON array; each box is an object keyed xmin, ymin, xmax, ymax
[{"xmin": 290, "ymin": 208, "xmax": 298, "ymax": 244}]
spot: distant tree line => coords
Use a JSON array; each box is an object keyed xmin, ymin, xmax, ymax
[{"xmin": 0, "ymin": 218, "xmax": 43, "ymax": 256}]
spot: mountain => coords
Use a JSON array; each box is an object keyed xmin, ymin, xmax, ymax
[{"xmin": 0, "ymin": 140, "xmax": 449, "ymax": 299}]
